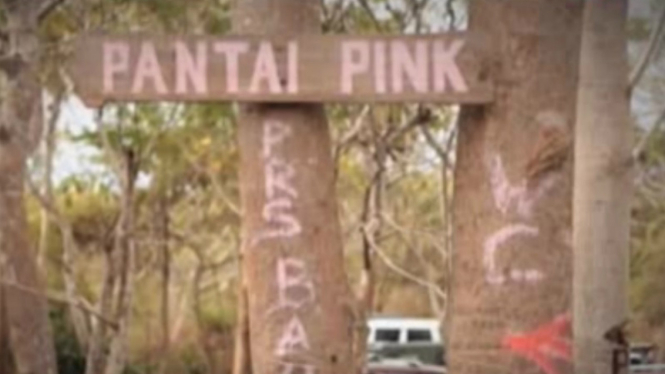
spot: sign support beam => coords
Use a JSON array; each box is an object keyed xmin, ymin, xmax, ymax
[
  {"xmin": 448, "ymin": 1, "xmax": 582, "ymax": 374},
  {"xmin": 233, "ymin": 2, "xmax": 355, "ymax": 374}
]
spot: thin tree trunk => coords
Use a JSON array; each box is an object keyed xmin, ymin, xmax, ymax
[
  {"xmin": 191, "ymin": 251, "xmax": 217, "ymax": 374},
  {"xmin": 234, "ymin": 2, "xmax": 355, "ymax": 374},
  {"xmin": 449, "ymin": 2, "xmax": 582, "ymax": 374},
  {"xmin": 104, "ymin": 150, "xmax": 138, "ymax": 374},
  {"xmin": 29, "ymin": 92, "xmax": 91, "ymax": 349},
  {"xmin": 420, "ymin": 122, "xmax": 456, "ymax": 320},
  {"xmin": 354, "ymin": 171, "xmax": 379, "ymax": 374},
  {"xmin": 37, "ymin": 93, "xmax": 61, "ymax": 270},
  {"xmin": 573, "ymin": 1, "xmax": 632, "ymax": 374},
  {"xmin": 169, "ymin": 268, "xmax": 197, "ymax": 344},
  {"xmin": 156, "ymin": 193, "xmax": 171, "ymax": 374},
  {"xmin": 59, "ymin": 218, "xmax": 90, "ymax": 351},
  {"xmin": 85, "ymin": 242, "xmax": 117, "ymax": 374}
]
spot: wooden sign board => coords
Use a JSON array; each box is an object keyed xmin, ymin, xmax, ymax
[{"xmin": 70, "ymin": 33, "xmax": 493, "ymax": 106}]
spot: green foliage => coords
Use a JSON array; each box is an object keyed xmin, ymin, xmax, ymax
[
  {"xmin": 30, "ymin": 0, "xmax": 460, "ymax": 370},
  {"xmin": 51, "ymin": 307, "xmax": 86, "ymax": 374},
  {"xmin": 631, "ymin": 126, "xmax": 665, "ymax": 332},
  {"xmin": 198, "ymin": 303, "xmax": 236, "ymax": 334},
  {"xmin": 177, "ymin": 345, "xmax": 208, "ymax": 374}
]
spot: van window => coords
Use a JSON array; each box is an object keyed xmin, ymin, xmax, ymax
[
  {"xmin": 375, "ymin": 329, "xmax": 400, "ymax": 342},
  {"xmin": 407, "ymin": 329, "xmax": 432, "ymax": 342}
]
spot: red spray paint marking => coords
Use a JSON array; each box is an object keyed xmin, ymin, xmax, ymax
[{"xmin": 502, "ymin": 314, "xmax": 572, "ymax": 374}]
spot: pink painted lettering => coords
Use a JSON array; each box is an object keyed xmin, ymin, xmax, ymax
[
  {"xmin": 132, "ymin": 42, "xmax": 168, "ymax": 94},
  {"xmin": 175, "ymin": 41, "xmax": 208, "ymax": 94},
  {"xmin": 373, "ymin": 41, "xmax": 387, "ymax": 94},
  {"xmin": 433, "ymin": 39, "xmax": 468, "ymax": 93},
  {"xmin": 340, "ymin": 40, "xmax": 369, "ymax": 94},
  {"xmin": 103, "ymin": 42, "xmax": 129, "ymax": 93},
  {"xmin": 213, "ymin": 41, "xmax": 250, "ymax": 93},
  {"xmin": 391, "ymin": 40, "xmax": 428, "ymax": 93},
  {"xmin": 287, "ymin": 41, "xmax": 299, "ymax": 94},
  {"xmin": 249, "ymin": 42, "xmax": 281, "ymax": 94}
]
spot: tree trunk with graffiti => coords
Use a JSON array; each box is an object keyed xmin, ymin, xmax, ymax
[
  {"xmin": 233, "ymin": 1, "xmax": 356, "ymax": 374},
  {"xmin": 448, "ymin": 2, "xmax": 582, "ymax": 374},
  {"xmin": 573, "ymin": 1, "xmax": 632, "ymax": 374}
]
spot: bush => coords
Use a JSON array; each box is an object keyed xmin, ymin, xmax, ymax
[
  {"xmin": 50, "ymin": 307, "xmax": 86, "ymax": 374},
  {"xmin": 50, "ymin": 306, "xmax": 155, "ymax": 374}
]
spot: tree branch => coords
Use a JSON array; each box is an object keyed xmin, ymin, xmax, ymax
[
  {"xmin": 385, "ymin": 106, "xmax": 432, "ymax": 144},
  {"xmin": 334, "ymin": 105, "xmax": 370, "ymax": 160},
  {"xmin": 418, "ymin": 121, "xmax": 455, "ymax": 168},
  {"xmin": 356, "ymin": 0, "xmax": 383, "ymax": 32},
  {"xmin": 368, "ymin": 238, "xmax": 447, "ymax": 301},
  {"xmin": 633, "ymin": 106, "xmax": 665, "ymax": 160},
  {"xmin": 37, "ymin": 0, "xmax": 66, "ymax": 22},
  {"xmin": 445, "ymin": 0, "xmax": 457, "ymax": 31},
  {"xmin": 0, "ymin": 279, "xmax": 118, "ymax": 329},
  {"xmin": 630, "ymin": 4, "xmax": 665, "ymax": 89}
]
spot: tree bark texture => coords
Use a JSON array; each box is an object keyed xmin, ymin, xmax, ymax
[
  {"xmin": 103, "ymin": 150, "xmax": 138, "ymax": 374},
  {"xmin": 448, "ymin": 2, "xmax": 582, "ymax": 374},
  {"xmin": 573, "ymin": 1, "xmax": 632, "ymax": 374},
  {"xmin": 234, "ymin": 2, "xmax": 355, "ymax": 374},
  {"xmin": 0, "ymin": 1, "xmax": 59, "ymax": 373},
  {"xmin": 232, "ymin": 283, "xmax": 251, "ymax": 374}
]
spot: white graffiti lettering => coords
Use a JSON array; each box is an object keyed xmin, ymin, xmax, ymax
[
  {"xmin": 275, "ymin": 316, "xmax": 311, "ymax": 356},
  {"xmin": 483, "ymin": 224, "xmax": 544, "ymax": 285},
  {"xmin": 487, "ymin": 154, "xmax": 557, "ymax": 219},
  {"xmin": 279, "ymin": 362, "xmax": 317, "ymax": 374},
  {"xmin": 253, "ymin": 119, "xmax": 302, "ymax": 246},
  {"xmin": 266, "ymin": 157, "xmax": 298, "ymax": 200},
  {"xmin": 263, "ymin": 119, "xmax": 293, "ymax": 159}
]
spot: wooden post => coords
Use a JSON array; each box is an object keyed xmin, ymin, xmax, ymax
[
  {"xmin": 233, "ymin": 2, "xmax": 354, "ymax": 374},
  {"xmin": 574, "ymin": 1, "xmax": 632, "ymax": 374},
  {"xmin": 448, "ymin": 2, "xmax": 582, "ymax": 374}
]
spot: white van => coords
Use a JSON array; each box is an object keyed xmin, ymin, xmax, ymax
[{"xmin": 367, "ymin": 317, "xmax": 442, "ymax": 345}]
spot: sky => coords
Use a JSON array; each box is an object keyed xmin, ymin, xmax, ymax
[{"xmin": 52, "ymin": 95, "xmax": 102, "ymax": 184}]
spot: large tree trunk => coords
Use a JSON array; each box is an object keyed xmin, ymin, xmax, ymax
[
  {"xmin": 448, "ymin": 2, "xmax": 582, "ymax": 374},
  {"xmin": 573, "ymin": 1, "xmax": 632, "ymax": 374},
  {"xmin": 0, "ymin": 2, "xmax": 60, "ymax": 373},
  {"xmin": 234, "ymin": 2, "xmax": 355, "ymax": 374}
]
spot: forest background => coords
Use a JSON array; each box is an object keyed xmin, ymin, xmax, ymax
[{"xmin": 2, "ymin": 0, "xmax": 664, "ymax": 373}]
